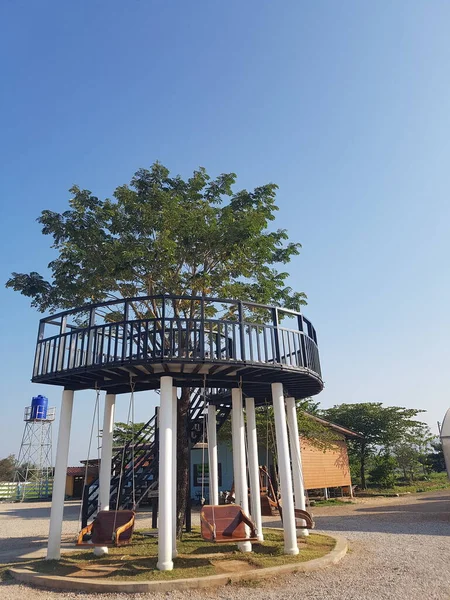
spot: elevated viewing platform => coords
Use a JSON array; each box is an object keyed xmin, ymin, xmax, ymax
[{"xmin": 32, "ymin": 295, "xmax": 323, "ymax": 403}]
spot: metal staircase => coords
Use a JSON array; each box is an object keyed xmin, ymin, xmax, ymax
[{"xmin": 81, "ymin": 388, "xmax": 231, "ymax": 526}]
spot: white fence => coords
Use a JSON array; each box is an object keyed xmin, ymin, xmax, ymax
[{"xmin": 0, "ymin": 481, "xmax": 53, "ymax": 500}]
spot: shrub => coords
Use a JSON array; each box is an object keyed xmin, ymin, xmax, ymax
[{"xmin": 369, "ymin": 454, "xmax": 397, "ymax": 489}]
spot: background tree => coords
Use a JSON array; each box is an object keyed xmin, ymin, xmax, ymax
[
  {"xmin": 393, "ymin": 422, "xmax": 435, "ymax": 480},
  {"xmin": 427, "ymin": 440, "xmax": 446, "ymax": 473},
  {"xmin": 6, "ymin": 162, "xmax": 305, "ymax": 537},
  {"xmin": 0, "ymin": 455, "xmax": 16, "ymax": 481},
  {"xmin": 112, "ymin": 422, "xmax": 146, "ymax": 449},
  {"xmin": 218, "ymin": 398, "xmax": 340, "ymax": 461},
  {"xmin": 322, "ymin": 403, "xmax": 426, "ymax": 488},
  {"xmin": 392, "ymin": 443, "xmax": 422, "ymax": 482},
  {"xmin": 368, "ymin": 452, "xmax": 397, "ymax": 489}
]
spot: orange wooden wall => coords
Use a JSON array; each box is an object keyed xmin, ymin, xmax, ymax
[{"xmin": 300, "ymin": 438, "xmax": 352, "ymax": 489}]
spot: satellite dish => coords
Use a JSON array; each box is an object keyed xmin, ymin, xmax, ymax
[{"xmin": 440, "ymin": 408, "xmax": 450, "ymax": 479}]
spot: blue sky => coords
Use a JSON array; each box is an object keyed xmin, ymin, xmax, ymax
[{"xmin": 1, "ymin": 1, "xmax": 449, "ymax": 463}]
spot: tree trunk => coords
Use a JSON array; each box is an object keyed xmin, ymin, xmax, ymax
[
  {"xmin": 176, "ymin": 387, "xmax": 191, "ymax": 539},
  {"xmin": 360, "ymin": 443, "xmax": 366, "ymax": 489}
]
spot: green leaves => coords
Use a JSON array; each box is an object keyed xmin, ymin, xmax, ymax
[
  {"xmin": 322, "ymin": 403, "xmax": 426, "ymax": 448},
  {"xmin": 6, "ymin": 162, "xmax": 306, "ymax": 314},
  {"xmin": 368, "ymin": 453, "xmax": 397, "ymax": 488},
  {"xmin": 5, "ymin": 272, "xmax": 53, "ymax": 310},
  {"xmin": 112, "ymin": 422, "xmax": 147, "ymax": 448},
  {"xmin": 217, "ymin": 399, "xmax": 340, "ymax": 455},
  {"xmin": 0, "ymin": 455, "xmax": 16, "ymax": 482},
  {"xmin": 322, "ymin": 402, "xmax": 428, "ymax": 488}
]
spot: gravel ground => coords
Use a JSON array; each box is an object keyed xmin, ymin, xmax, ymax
[{"xmin": 1, "ymin": 489, "xmax": 450, "ymax": 599}]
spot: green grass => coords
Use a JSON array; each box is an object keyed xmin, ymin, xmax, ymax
[
  {"xmin": 310, "ymin": 498, "xmax": 354, "ymax": 507},
  {"xmin": 364, "ymin": 472, "xmax": 450, "ymax": 496},
  {"xmin": 14, "ymin": 529, "xmax": 336, "ymax": 582}
]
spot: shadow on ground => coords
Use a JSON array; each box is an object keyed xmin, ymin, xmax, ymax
[
  {"xmin": 0, "ymin": 504, "xmax": 79, "ymax": 521},
  {"xmin": 313, "ymin": 495, "xmax": 450, "ymax": 536},
  {"xmin": 0, "ymin": 535, "xmax": 49, "ymax": 564},
  {"xmin": 264, "ymin": 491, "xmax": 450, "ymax": 537}
]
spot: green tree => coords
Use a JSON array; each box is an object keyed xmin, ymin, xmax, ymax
[
  {"xmin": 6, "ymin": 162, "xmax": 305, "ymax": 537},
  {"xmin": 368, "ymin": 453, "xmax": 397, "ymax": 488},
  {"xmin": 427, "ymin": 440, "xmax": 446, "ymax": 472},
  {"xmin": 0, "ymin": 455, "xmax": 16, "ymax": 481},
  {"xmin": 392, "ymin": 443, "xmax": 421, "ymax": 482},
  {"xmin": 218, "ymin": 399, "xmax": 339, "ymax": 459},
  {"xmin": 393, "ymin": 423, "xmax": 435, "ymax": 480},
  {"xmin": 322, "ymin": 403, "xmax": 426, "ymax": 489},
  {"xmin": 112, "ymin": 422, "xmax": 147, "ymax": 448}
]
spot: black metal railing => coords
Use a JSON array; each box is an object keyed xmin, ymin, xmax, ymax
[{"xmin": 32, "ymin": 295, "xmax": 321, "ymax": 381}]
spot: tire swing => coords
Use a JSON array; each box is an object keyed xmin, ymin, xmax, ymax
[
  {"xmin": 199, "ymin": 379, "xmax": 258, "ymax": 544},
  {"xmin": 77, "ymin": 380, "xmax": 136, "ymax": 547}
]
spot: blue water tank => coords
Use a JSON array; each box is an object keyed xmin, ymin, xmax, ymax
[{"xmin": 31, "ymin": 395, "xmax": 48, "ymax": 420}]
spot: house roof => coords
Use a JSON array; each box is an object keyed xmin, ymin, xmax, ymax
[
  {"xmin": 67, "ymin": 466, "xmax": 98, "ymax": 477},
  {"xmin": 303, "ymin": 412, "xmax": 364, "ymax": 439}
]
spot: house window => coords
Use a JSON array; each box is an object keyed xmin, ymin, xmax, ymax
[{"xmin": 193, "ymin": 463, "xmax": 222, "ymax": 487}]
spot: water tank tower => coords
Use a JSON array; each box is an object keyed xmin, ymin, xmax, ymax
[{"xmin": 13, "ymin": 395, "xmax": 56, "ymax": 501}]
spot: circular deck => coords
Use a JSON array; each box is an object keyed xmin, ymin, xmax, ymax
[{"xmin": 32, "ymin": 295, "xmax": 323, "ymax": 403}]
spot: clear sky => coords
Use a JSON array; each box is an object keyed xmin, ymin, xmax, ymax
[{"xmin": 1, "ymin": 1, "xmax": 449, "ymax": 463}]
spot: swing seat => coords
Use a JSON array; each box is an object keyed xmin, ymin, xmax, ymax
[
  {"xmin": 275, "ymin": 503, "xmax": 315, "ymax": 529},
  {"xmin": 200, "ymin": 505, "xmax": 258, "ymax": 543},
  {"xmin": 76, "ymin": 510, "xmax": 136, "ymax": 547},
  {"xmin": 294, "ymin": 508, "xmax": 315, "ymax": 529}
]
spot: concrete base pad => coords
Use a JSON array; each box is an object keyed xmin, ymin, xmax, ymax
[{"xmin": 9, "ymin": 534, "xmax": 347, "ymax": 593}]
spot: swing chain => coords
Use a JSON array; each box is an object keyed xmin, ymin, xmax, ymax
[
  {"xmin": 113, "ymin": 376, "xmax": 136, "ymax": 536},
  {"xmin": 200, "ymin": 374, "xmax": 207, "ymax": 507},
  {"xmin": 78, "ymin": 385, "xmax": 101, "ymax": 532}
]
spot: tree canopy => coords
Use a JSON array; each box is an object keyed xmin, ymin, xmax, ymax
[
  {"xmin": 6, "ymin": 162, "xmax": 305, "ymax": 314},
  {"xmin": 218, "ymin": 398, "xmax": 341, "ymax": 457},
  {"xmin": 322, "ymin": 402, "xmax": 427, "ymax": 488},
  {"xmin": 0, "ymin": 455, "xmax": 16, "ymax": 482},
  {"xmin": 112, "ymin": 422, "xmax": 147, "ymax": 449},
  {"xmin": 5, "ymin": 162, "xmax": 307, "ymax": 538}
]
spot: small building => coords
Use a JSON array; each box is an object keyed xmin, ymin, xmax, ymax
[
  {"xmin": 65, "ymin": 465, "xmax": 98, "ymax": 499},
  {"xmin": 299, "ymin": 414, "xmax": 362, "ymax": 493}
]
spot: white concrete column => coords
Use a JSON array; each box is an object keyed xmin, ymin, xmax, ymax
[
  {"xmin": 271, "ymin": 383, "xmax": 298, "ymax": 555},
  {"xmin": 285, "ymin": 396, "xmax": 308, "ymax": 538},
  {"xmin": 157, "ymin": 376, "xmax": 174, "ymax": 571},
  {"xmin": 324, "ymin": 488, "xmax": 329, "ymax": 500},
  {"xmin": 245, "ymin": 397, "xmax": 263, "ymax": 541},
  {"xmin": 231, "ymin": 397, "xmax": 241, "ymax": 508},
  {"xmin": 207, "ymin": 404, "xmax": 219, "ymax": 506},
  {"xmin": 47, "ymin": 389, "xmax": 74, "ymax": 560},
  {"xmin": 231, "ymin": 388, "xmax": 252, "ymax": 552},
  {"xmin": 172, "ymin": 387, "xmax": 178, "ymax": 559},
  {"xmin": 99, "ymin": 394, "xmax": 116, "ymax": 511}
]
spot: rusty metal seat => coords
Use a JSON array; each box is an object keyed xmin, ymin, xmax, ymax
[
  {"xmin": 200, "ymin": 504, "xmax": 258, "ymax": 543},
  {"xmin": 76, "ymin": 510, "xmax": 135, "ymax": 547},
  {"xmin": 294, "ymin": 508, "xmax": 315, "ymax": 529}
]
